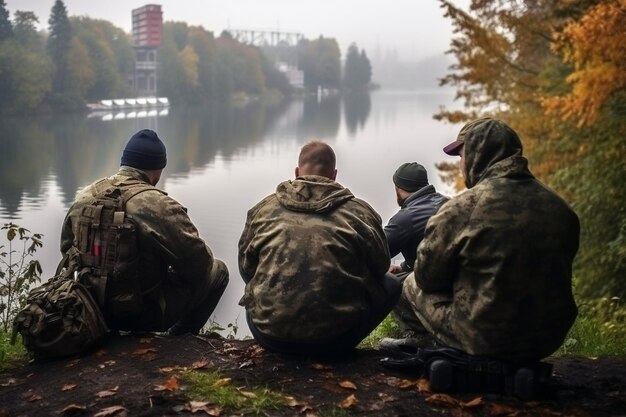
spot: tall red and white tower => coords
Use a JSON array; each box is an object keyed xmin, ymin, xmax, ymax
[{"xmin": 132, "ymin": 4, "xmax": 163, "ymax": 96}]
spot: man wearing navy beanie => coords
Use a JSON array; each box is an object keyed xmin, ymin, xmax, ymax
[
  {"xmin": 120, "ymin": 129, "xmax": 167, "ymax": 171},
  {"xmin": 61, "ymin": 129, "xmax": 229, "ymax": 335}
]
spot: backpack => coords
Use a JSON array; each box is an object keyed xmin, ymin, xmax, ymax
[
  {"xmin": 68, "ymin": 178, "xmax": 160, "ymax": 321},
  {"xmin": 11, "ymin": 253, "xmax": 109, "ymax": 360}
]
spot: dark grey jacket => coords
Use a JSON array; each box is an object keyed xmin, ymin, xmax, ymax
[{"xmin": 384, "ymin": 185, "xmax": 447, "ymax": 271}]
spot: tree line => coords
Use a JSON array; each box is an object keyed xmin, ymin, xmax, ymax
[
  {"xmin": 0, "ymin": 0, "xmax": 373, "ymax": 114},
  {"xmin": 436, "ymin": 0, "xmax": 626, "ymax": 302}
]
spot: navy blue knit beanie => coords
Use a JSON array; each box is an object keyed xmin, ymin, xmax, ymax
[
  {"xmin": 393, "ymin": 162, "xmax": 429, "ymax": 192},
  {"xmin": 120, "ymin": 129, "xmax": 167, "ymax": 170}
]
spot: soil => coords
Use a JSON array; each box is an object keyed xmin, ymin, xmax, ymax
[{"xmin": 0, "ymin": 333, "xmax": 625, "ymax": 417}]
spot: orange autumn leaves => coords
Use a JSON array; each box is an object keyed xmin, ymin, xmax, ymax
[{"xmin": 544, "ymin": 0, "xmax": 626, "ymax": 126}]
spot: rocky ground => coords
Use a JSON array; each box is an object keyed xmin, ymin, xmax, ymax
[{"xmin": 1, "ymin": 333, "xmax": 625, "ymax": 417}]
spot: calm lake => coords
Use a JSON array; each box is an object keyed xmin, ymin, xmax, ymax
[{"xmin": 0, "ymin": 90, "xmax": 461, "ymax": 337}]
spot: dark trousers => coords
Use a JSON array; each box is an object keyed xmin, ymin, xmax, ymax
[
  {"xmin": 118, "ymin": 259, "xmax": 229, "ymax": 334},
  {"xmin": 247, "ymin": 272, "xmax": 403, "ymax": 357}
]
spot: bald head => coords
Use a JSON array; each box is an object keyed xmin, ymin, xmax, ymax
[{"xmin": 296, "ymin": 141, "xmax": 337, "ymax": 180}]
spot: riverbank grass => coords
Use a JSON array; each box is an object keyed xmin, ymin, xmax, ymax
[
  {"xmin": 0, "ymin": 331, "xmax": 28, "ymax": 372},
  {"xmin": 363, "ymin": 301, "xmax": 626, "ymax": 358},
  {"xmin": 183, "ymin": 370, "xmax": 284, "ymax": 415}
]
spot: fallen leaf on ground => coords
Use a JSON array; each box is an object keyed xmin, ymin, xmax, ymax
[
  {"xmin": 338, "ymin": 394, "xmax": 358, "ymax": 409},
  {"xmin": 212, "ymin": 377, "xmax": 232, "ymax": 388},
  {"xmin": 192, "ymin": 359, "xmax": 211, "ymax": 369},
  {"xmin": 1, "ymin": 378, "xmax": 17, "ymax": 387},
  {"xmin": 378, "ymin": 393, "xmax": 397, "ymax": 402},
  {"xmin": 383, "ymin": 376, "xmax": 417, "ymax": 389},
  {"xmin": 97, "ymin": 360, "xmax": 116, "ymax": 369},
  {"xmin": 239, "ymin": 391, "xmax": 257, "ymax": 399},
  {"xmin": 462, "ymin": 397, "xmax": 484, "ymax": 408},
  {"xmin": 284, "ymin": 396, "xmax": 307, "ymax": 407},
  {"xmin": 139, "ymin": 337, "xmax": 153, "ymax": 344},
  {"xmin": 23, "ymin": 391, "xmax": 43, "ymax": 402},
  {"xmin": 64, "ymin": 359, "xmax": 80, "ymax": 368},
  {"xmin": 96, "ymin": 388, "xmax": 118, "ymax": 398},
  {"xmin": 188, "ymin": 401, "xmax": 210, "ymax": 412},
  {"xmin": 132, "ymin": 347, "xmax": 158, "ymax": 355},
  {"xmin": 95, "ymin": 349, "xmax": 108, "ymax": 356},
  {"xmin": 61, "ymin": 383, "xmax": 77, "ymax": 391},
  {"xmin": 311, "ymin": 363, "xmax": 332, "ymax": 371},
  {"xmin": 160, "ymin": 367, "xmax": 175, "ymax": 373},
  {"xmin": 142, "ymin": 353, "xmax": 159, "ymax": 361},
  {"xmin": 239, "ymin": 359, "xmax": 254, "ymax": 369},
  {"xmin": 186, "ymin": 402, "xmax": 222, "ymax": 416},
  {"xmin": 485, "ymin": 403, "xmax": 519, "ymax": 416},
  {"xmin": 246, "ymin": 345, "xmax": 265, "ymax": 357},
  {"xmin": 338, "ymin": 380, "xmax": 357, "ymax": 390},
  {"xmin": 164, "ymin": 376, "xmax": 179, "ymax": 391},
  {"xmin": 93, "ymin": 405, "xmax": 128, "ymax": 417},
  {"xmin": 60, "ymin": 403, "xmax": 87, "ymax": 414},
  {"xmin": 425, "ymin": 393, "xmax": 460, "ymax": 407},
  {"xmin": 416, "ymin": 378, "xmax": 430, "ymax": 393}
]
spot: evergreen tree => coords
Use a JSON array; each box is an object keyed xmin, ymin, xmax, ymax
[
  {"xmin": 343, "ymin": 43, "xmax": 372, "ymax": 91},
  {"xmin": 0, "ymin": 0, "xmax": 12, "ymax": 40},
  {"xmin": 47, "ymin": 0, "xmax": 72, "ymax": 93}
]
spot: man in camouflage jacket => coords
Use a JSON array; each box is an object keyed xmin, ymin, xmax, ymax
[
  {"xmin": 398, "ymin": 117, "xmax": 579, "ymax": 360},
  {"xmin": 239, "ymin": 141, "xmax": 401, "ymax": 356},
  {"xmin": 61, "ymin": 129, "xmax": 228, "ymax": 335}
]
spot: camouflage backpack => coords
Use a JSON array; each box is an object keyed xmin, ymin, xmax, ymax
[
  {"xmin": 11, "ymin": 253, "xmax": 109, "ymax": 360},
  {"xmin": 12, "ymin": 179, "xmax": 159, "ymax": 359},
  {"xmin": 66, "ymin": 178, "xmax": 160, "ymax": 322}
]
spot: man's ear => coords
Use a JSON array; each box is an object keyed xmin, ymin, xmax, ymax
[{"xmin": 295, "ymin": 167, "xmax": 300, "ymax": 178}]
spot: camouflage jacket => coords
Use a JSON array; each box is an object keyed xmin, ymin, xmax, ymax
[
  {"xmin": 238, "ymin": 175, "xmax": 390, "ymax": 342},
  {"xmin": 411, "ymin": 123, "xmax": 579, "ymax": 359},
  {"xmin": 60, "ymin": 167, "xmax": 215, "ymax": 315}
]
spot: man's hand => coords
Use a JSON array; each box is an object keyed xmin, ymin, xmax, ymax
[{"xmin": 389, "ymin": 264, "xmax": 403, "ymax": 274}]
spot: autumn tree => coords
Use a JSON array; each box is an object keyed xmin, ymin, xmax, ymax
[
  {"xmin": 71, "ymin": 17, "xmax": 134, "ymax": 100},
  {"xmin": 298, "ymin": 36, "xmax": 341, "ymax": 91},
  {"xmin": 439, "ymin": 0, "xmax": 626, "ymax": 298},
  {"xmin": 47, "ymin": 0, "xmax": 72, "ymax": 93},
  {"xmin": 0, "ymin": 11, "xmax": 51, "ymax": 113},
  {"xmin": 188, "ymin": 26, "xmax": 219, "ymax": 101},
  {"xmin": 543, "ymin": 0, "xmax": 626, "ymax": 127},
  {"xmin": 543, "ymin": 0, "xmax": 626, "ymax": 298}
]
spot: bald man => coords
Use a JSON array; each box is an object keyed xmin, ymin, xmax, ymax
[{"xmin": 238, "ymin": 141, "xmax": 402, "ymax": 356}]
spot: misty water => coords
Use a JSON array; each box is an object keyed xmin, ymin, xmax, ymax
[{"xmin": 0, "ymin": 91, "xmax": 461, "ymax": 337}]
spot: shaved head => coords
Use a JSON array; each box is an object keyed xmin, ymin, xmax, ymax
[{"xmin": 296, "ymin": 141, "xmax": 337, "ymax": 179}]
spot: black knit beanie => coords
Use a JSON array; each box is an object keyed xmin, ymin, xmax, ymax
[
  {"xmin": 393, "ymin": 162, "xmax": 429, "ymax": 192},
  {"xmin": 120, "ymin": 129, "xmax": 167, "ymax": 170}
]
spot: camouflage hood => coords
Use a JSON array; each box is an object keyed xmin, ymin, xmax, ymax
[
  {"xmin": 462, "ymin": 118, "xmax": 527, "ymax": 188},
  {"xmin": 276, "ymin": 175, "xmax": 354, "ymax": 213}
]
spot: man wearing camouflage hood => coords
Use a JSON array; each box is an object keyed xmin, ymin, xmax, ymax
[
  {"xmin": 396, "ymin": 117, "xmax": 579, "ymax": 360},
  {"xmin": 239, "ymin": 141, "xmax": 401, "ymax": 356}
]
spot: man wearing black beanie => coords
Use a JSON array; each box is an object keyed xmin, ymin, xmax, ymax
[
  {"xmin": 385, "ymin": 162, "xmax": 448, "ymax": 278},
  {"xmin": 60, "ymin": 129, "xmax": 229, "ymax": 335}
]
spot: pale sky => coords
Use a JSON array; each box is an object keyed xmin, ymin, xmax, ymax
[{"xmin": 10, "ymin": 0, "xmax": 470, "ymax": 61}]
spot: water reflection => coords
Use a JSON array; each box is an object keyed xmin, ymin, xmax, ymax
[{"xmin": 343, "ymin": 92, "xmax": 371, "ymax": 135}]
